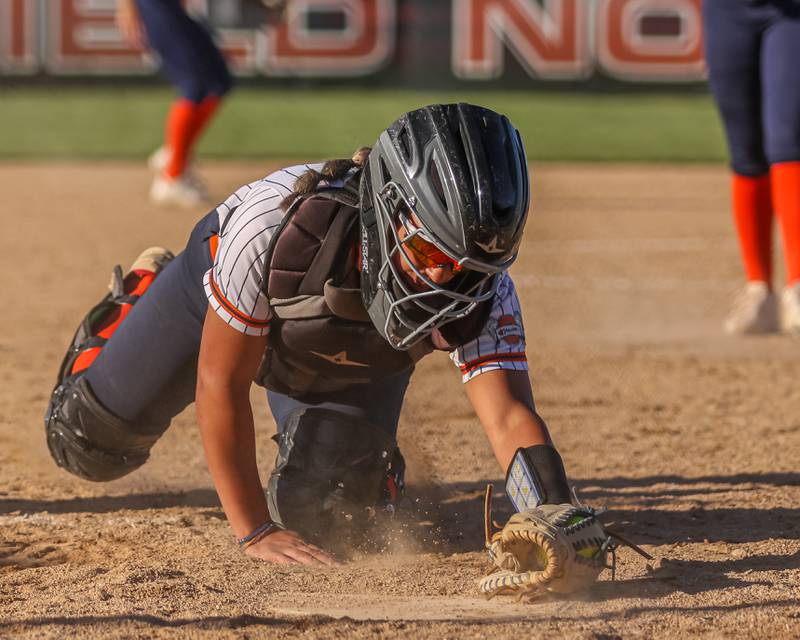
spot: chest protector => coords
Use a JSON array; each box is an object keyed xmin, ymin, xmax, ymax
[{"xmin": 254, "ymin": 182, "xmax": 492, "ymax": 396}]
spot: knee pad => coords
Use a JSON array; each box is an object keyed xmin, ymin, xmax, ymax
[
  {"xmin": 266, "ymin": 408, "xmax": 404, "ymax": 541},
  {"xmin": 45, "ymin": 375, "xmax": 168, "ymax": 482}
]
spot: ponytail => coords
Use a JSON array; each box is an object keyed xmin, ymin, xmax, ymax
[{"xmin": 281, "ymin": 146, "xmax": 371, "ymax": 210}]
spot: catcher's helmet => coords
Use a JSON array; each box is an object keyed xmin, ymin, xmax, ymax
[{"xmin": 359, "ymin": 103, "xmax": 530, "ymax": 349}]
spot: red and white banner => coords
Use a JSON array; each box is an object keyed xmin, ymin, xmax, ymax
[{"xmin": 0, "ymin": 0, "xmax": 707, "ymax": 82}]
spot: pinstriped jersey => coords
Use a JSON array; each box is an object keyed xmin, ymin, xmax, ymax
[
  {"xmin": 447, "ymin": 272, "xmax": 528, "ymax": 382},
  {"xmin": 202, "ymin": 164, "xmax": 307, "ymax": 336},
  {"xmin": 202, "ymin": 164, "xmax": 528, "ymax": 382}
]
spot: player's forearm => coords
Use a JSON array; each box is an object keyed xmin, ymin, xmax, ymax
[
  {"xmin": 465, "ymin": 369, "xmax": 554, "ymax": 469},
  {"xmin": 196, "ymin": 384, "xmax": 270, "ymax": 538},
  {"xmin": 483, "ymin": 404, "xmax": 553, "ymax": 471}
]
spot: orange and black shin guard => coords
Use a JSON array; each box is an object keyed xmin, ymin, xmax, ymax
[{"xmin": 59, "ymin": 266, "xmax": 164, "ymax": 381}]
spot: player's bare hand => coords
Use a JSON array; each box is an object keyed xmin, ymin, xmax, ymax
[{"xmin": 244, "ymin": 529, "xmax": 339, "ymax": 566}]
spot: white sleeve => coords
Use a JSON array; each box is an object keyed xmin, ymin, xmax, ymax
[
  {"xmin": 202, "ymin": 181, "xmax": 291, "ymax": 336},
  {"xmin": 201, "ymin": 162, "xmax": 339, "ymax": 336},
  {"xmin": 449, "ymin": 272, "xmax": 528, "ymax": 382}
]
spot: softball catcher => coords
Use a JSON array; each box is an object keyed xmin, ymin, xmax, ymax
[{"xmin": 45, "ymin": 104, "xmax": 614, "ymax": 575}]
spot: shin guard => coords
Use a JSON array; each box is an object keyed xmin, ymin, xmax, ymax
[{"xmin": 46, "ymin": 247, "xmax": 174, "ymax": 481}]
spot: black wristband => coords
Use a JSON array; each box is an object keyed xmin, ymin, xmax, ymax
[
  {"xmin": 527, "ymin": 444, "xmax": 571, "ymax": 504},
  {"xmin": 506, "ymin": 444, "xmax": 572, "ymax": 507}
]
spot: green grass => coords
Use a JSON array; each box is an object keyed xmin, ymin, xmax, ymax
[{"xmin": 0, "ymin": 87, "xmax": 728, "ymax": 162}]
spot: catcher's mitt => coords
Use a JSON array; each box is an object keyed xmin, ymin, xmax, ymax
[{"xmin": 478, "ymin": 485, "xmax": 651, "ymax": 599}]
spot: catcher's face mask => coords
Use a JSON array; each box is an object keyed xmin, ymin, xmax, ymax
[
  {"xmin": 371, "ymin": 181, "xmax": 498, "ymax": 349},
  {"xmin": 359, "ymin": 103, "xmax": 530, "ymax": 351}
]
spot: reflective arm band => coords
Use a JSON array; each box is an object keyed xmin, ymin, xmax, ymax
[{"xmin": 505, "ymin": 445, "xmax": 571, "ymax": 511}]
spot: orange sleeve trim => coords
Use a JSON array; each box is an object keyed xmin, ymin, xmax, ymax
[
  {"xmin": 209, "ymin": 233, "xmax": 219, "ymax": 261},
  {"xmin": 209, "ymin": 274, "xmax": 270, "ymax": 329},
  {"xmin": 459, "ymin": 352, "xmax": 527, "ymax": 374}
]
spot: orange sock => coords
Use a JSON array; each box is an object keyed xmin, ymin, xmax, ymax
[
  {"xmin": 188, "ymin": 95, "xmax": 221, "ymax": 145},
  {"xmin": 731, "ymin": 172, "xmax": 773, "ymax": 284},
  {"xmin": 164, "ymin": 98, "xmax": 198, "ymax": 179},
  {"xmin": 771, "ymin": 161, "xmax": 800, "ymax": 286}
]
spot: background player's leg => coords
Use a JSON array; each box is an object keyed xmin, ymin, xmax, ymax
[
  {"xmin": 762, "ymin": 4, "xmax": 800, "ymax": 333},
  {"xmin": 703, "ymin": 0, "xmax": 777, "ymax": 333},
  {"xmin": 703, "ymin": 1, "xmax": 769, "ymax": 178},
  {"xmin": 163, "ymin": 98, "xmax": 198, "ymax": 181},
  {"xmin": 174, "ymin": 18, "xmax": 232, "ymax": 159},
  {"xmin": 135, "ymin": 0, "xmax": 232, "ymax": 207}
]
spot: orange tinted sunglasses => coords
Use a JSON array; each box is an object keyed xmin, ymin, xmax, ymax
[{"xmin": 399, "ymin": 215, "xmax": 464, "ymax": 273}]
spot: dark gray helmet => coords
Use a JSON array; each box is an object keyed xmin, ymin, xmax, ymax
[{"xmin": 359, "ymin": 103, "xmax": 530, "ymax": 349}]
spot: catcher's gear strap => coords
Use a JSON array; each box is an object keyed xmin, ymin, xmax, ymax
[
  {"xmin": 266, "ymin": 407, "xmax": 401, "ymax": 540},
  {"xmin": 256, "ymin": 193, "xmax": 417, "ymax": 395},
  {"xmin": 505, "ymin": 445, "xmax": 571, "ymax": 510},
  {"xmin": 58, "ymin": 260, "xmax": 167, "ymax": 381},
  {"xmin": 44, "ymin": 375, "xmax": 168, "ymax": 482}
]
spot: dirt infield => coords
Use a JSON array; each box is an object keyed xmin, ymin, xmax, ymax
[{"xmin": 1, "ymin": 162, "xmax": 798, "ymax": 639}]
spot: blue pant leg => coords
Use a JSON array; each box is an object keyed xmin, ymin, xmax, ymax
[
  {"xmin": 267, "ymin": 369, "xmax": 413, "ymax": 441},
  {"xmin": 703, "ymin": 0, "xmax": 769, "ymax": 176},
  {"xmin": 761, "ymin": 3, "xmax": 800, "ymax": 165},
  {"xmin": 135, "ymin": 0, "xmax": 233, "ymax": 102},
  {"xmin": 85, "ymin": 211, "xmax": 219, "ymax": 422},
  {"xmin": 265, "ymin": 371, "xmax": 413, "ymax": 534}
]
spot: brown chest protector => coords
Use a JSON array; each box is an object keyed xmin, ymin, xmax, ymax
[{"xmin": 255, "ymin": 185, "xmax": 492, "ymax": 396}]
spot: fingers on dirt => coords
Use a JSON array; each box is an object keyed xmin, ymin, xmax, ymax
[{"xmin": 286, "ymin": 544, "xmax": 339, "ymax": 566}]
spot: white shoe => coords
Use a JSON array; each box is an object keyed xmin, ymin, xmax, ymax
[
  {"xmin": 148, "ymin": 146, "xmax": 201, "ymax": 181},
  {"xmin": 723, "ymin": 282, "xmax": 779, "ymax": 335},
  {"xmin": 108, "ymin": 247, "xmax": 174, "ymax": 293},
  {"xmin": 781, "ymin": 282, "xmax": 800, "ymax": 336},
  {"xmin": 147, "ymin": 146, "xmax": 170, "ymax": 173},
  {"xmin": 150, "ymin": 174, "xmax": 210, "ymax": 208},
  {"xmin": 129, "ymin": 246, "xmax": 175, "ymax": 274}
]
